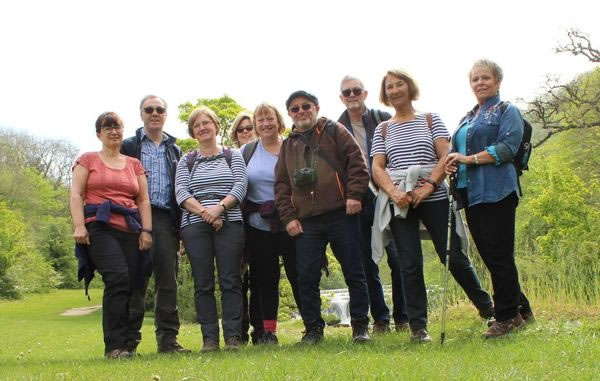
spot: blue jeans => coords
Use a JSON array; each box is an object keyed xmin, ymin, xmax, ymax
[{"xmin": 296, "ymin": 208, "xmax": 370, "ymax": 328}]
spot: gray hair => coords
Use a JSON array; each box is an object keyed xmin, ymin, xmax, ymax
[
  {"xmin": 139, "ymin": 94, "xmax": 168, "ymax": 110},
  {"xmin": 469, "ymin": 59, "xmax": 504, "ymax": 83},
  {"xmin": 340, "ymin": 75, "xmax": 365, "ymax": 91}
]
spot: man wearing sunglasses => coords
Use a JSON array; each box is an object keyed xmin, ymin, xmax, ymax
[
  {"xmin": 275, "ymin": 90, "xmax": 371, "ymax": 345},
  {"xmin": 121, "ymin": 94, "xmax": 189, "ymax": 354},
  {"xmin": 337, "ymin": 76, "xmax": 409, "ymax": 335}
]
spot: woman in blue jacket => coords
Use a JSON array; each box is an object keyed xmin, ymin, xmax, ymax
[{"xmin": 445, "ymin": 58, "xmax": 534, "ymax": 339}]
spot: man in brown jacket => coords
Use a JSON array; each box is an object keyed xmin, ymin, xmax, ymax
[{"xmin": 275, "ymin": 90, "xmax": 371, "ymax": 345}]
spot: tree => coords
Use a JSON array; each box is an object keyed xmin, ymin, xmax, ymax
[{"xmin": 177, "ymin": 95, "xmax": 246, "ymax": 147}]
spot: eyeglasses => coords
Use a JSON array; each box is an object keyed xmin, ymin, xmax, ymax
[
  {"xmin": 341, "ymin": 87, "xmax": 363, "ymax": 97},
  {"xmin": 101, "ymin": 125, "xmax": 124, "ymax": 133},
  {"xmin": 236, "ymin": 126, "xmax": 253, "ymax": 133},
  {"xmin": 289, "ymin": 104, "xmax": 312, "ymax": 113},
  {"xmin": 143, "ymin": 106, "xmax": 166, "ymax": 115}
]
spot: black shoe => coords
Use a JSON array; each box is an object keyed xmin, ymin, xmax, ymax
[
  {"xmin": 241, "ymin": 332, "xmax": 250, "ymax": 345},
  {"xmin": 158, "ymin": 342, "xmax": 191, "ymax": 354},
  {"xmin": 410, "ymin": 328, "xmax": 432, "ymax": 343},
  {"xmin": 372, "ymin": 320, "xmax": 391, "ymax": 335},
  {"xmin": 225, "ymin": 336, "xmax": 242, "ymax": 352},
  {"xmin": 298, "ymin": 326, "xmax": 324, "ymax": 346},
  {"xmin": 520, "ymin": 310, "xmax": 535, "ymax": 325},
  {"xmin": 478, "ymin": 305, "xmax": 495, "ymax": 319},
  {"xmin": 352, "ymin": 325, "xmax": 371, "ymax": 343},
  {"xmin": 258, "ymin": 331, "xmax": 279, "ymax": 345},
  {"xmin": 250, "ymin": 329, "xmax": 265, "ymax": 345}
]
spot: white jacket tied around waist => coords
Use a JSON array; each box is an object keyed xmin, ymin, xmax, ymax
[{"xmin": 371, "ymin": 165, "xmax": 469, "ymax": 263}]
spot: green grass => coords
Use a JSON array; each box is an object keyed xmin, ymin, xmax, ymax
[{"xmin": 1, "ymin": 290, "xmax": 599, "ymax": 380}]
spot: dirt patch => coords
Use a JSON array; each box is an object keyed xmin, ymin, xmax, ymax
[{"xmin": 61, "ymin": 305, "xmax": 102, "ymax": 316}]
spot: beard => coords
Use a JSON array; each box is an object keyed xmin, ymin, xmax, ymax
[{"xmin": 294, "ymin": 116, "xmax": 317, "ymax": 131}]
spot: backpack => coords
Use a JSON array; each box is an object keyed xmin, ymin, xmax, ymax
[
  {"xmin": 241, "ymin": 140, "xmax": 259, "ymax": 165},
  {"xmin": 379, "ymin": 113, "xmax": 433, "ymax": 140},
  {"xmin": 499, "ymin": 102, "xmax": 532, "ymax": 176},
  {"xmin": 185, "ymin": 147, "xmax": 233, "ymax": 173}
]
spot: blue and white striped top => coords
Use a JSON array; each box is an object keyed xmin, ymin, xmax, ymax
[
  {"xmin": 371, "ymin": 113, "xmax": 449, "ymax": 202},
  {"xmin": 175, "ymin": 148, "xmax": 248, "ymax": 228}
]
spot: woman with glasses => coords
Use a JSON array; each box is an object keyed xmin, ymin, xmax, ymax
[
  {"xmin": 175, "ymin": 106, "xmax": 248, "ymax": 352},
  {"xmin": 70, "ymin": 112, "xmax": 153, "ymax": 358},
  {"xmin": 241, "ymin": 103, "xmax": 301, "ymax": 345},
  {"xmin": 370, "ymin": 69, "xmax": 493, "ymax": 343},
  {"xmin": 230, "ymin": 111, "xmax": 256, "ymax": 148}
]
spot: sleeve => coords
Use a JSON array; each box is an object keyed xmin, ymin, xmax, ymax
[
  {"xmin": 486, "ymin": 104, "xmax": 524, "ymax": 164},
  {"xmin": 72, "ymin": 152, "xmax": 92, "ymax": 171},
  {"xmin": 228, "ymin": 150, "xmax": 248, "ymax": 202},
  {"xmin": 174, "ymin": 155, "xmax": 194, "ymax": 207},
  {"xmin": 430, "ymin": 113, "xmax": 450, "ymax": 141},
  {"xmin": 335, "ymin": 123, "xmax": 368, "ymax": 201},
  {"xmin": 274, "ymin": 139, "xmax": 297, "ymax": 224},
  {"xmin": 370, "ymin": 124, "xmax": 386, "ymax": 157},
  {"xmin": 132, "ymin": 158, "xmax": 146, "ymax": 176}
]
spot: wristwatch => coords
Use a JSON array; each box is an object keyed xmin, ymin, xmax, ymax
[
  {"xmin": 218, "ymin": 201, "xmax": 227, "ymax": 210},
  {"xmin": 424, "ymin": 178, "xmax": 438, "ymax": 189}
]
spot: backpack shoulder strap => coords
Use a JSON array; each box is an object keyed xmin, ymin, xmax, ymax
[
  {"xmin": 425, "ymin": 113, "xmax": 433, "ymax": 131},
  {"xmin": 186, "ymin": 150, "xmax": 197, "ymax": 173},
  {"xmin": 223, "ymin": 147, "xmax": 233, "ymax": 168},
  {"xmin": 371, "ymin": 109, "xmax": 382, "ymax": 126},
  {"xmin": 380, "ymin": 121, "xmax": 389, "ymax": 140},
  {"xmin": 242, "ymin": 140, "xmax": 259, "ymax": 165}
]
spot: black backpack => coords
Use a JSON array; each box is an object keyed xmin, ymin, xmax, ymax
[
  {"xmin": 185, "ymin": 147, "xmax": 233, "ymax": 173},
  {"xmin": 499, "ymin": 102, "xmax": 532, "ymax": 176}
]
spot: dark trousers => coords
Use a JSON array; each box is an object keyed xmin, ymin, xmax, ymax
[
  {"xmin": 463, "ymin": 192, "xmax": 532, "ymax": 321},
  {"xmin": 359, "ymin": 192, "xmax": 407, "ymax": 323},
  {"xmin": 87, "ymin": 222, "xmax": 140, "ymax": 353},
  {"xmin": 389, "ymin": 199, "xmax": 492, "ymax": 330},
  {"xmin": 127, "ymin": 207, "xmax": 180, "ymax": 349},
  {"xmin": 182, "ymin": 221, "xmax": 244, "ymax": 341},
  {"xmin": 241, "ymin": 270, "xmax": 263, "ymax": 339},
  {"xmin": 246, "ymin": 226, "xmax": 302, "ymax": 323},
  {"xmin": 296, "ymin": 208, "xmax": 369, "ymax": 328}
]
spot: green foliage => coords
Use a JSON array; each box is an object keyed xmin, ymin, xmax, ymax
[
  {"xmin": 176, "ymin": 137, "xmax": 199, "ymax": 154},
  {"xmin": 40, "ymin": 218, "xmax": 79, "ymax": 288},
  {"xmin": 177, "ymin": 95, "xmax": 246, "ymax": 147}
]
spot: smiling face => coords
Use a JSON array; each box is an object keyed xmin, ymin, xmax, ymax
[
  {"xmin": 470, "ymin": 65, "xmax": 501, "ymax": 104},
  {"xmin": 288, "ymin": 96, "xmax": 319, "ymax": 131},
  {"xmin": 236, "ymin": 117, "xmax": 255, "ymax": 146},
  {"xmin": 140, "ymin": 97, "xmax": 167, "ymax": 134},
  {"xmin": 254, "ymin": 108, "xmax": 280, "ymax": 140},
  {"xmin": 340, "ymin": 79, "xmax": 368, "ymax": 113},
  {"xmin": 97, "ymin": 124, "xmax": 124, "ymax": 149},
  {"xmin": 384, "ymin": 75, "xmax": 411, "ymax": 109},
  {"xmin": 192, "ymin": 113, "xmax": 218, "ymax": 144}
]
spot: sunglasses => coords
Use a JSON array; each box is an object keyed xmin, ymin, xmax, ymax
[
  {"xmin": 143, "ymin": 106, "xmax": 166, "ymax": 115},
  {"xmin": 101, "ymin": 125, "xmax": 124, "ymax": 133},
  {"xmin": 289, "ymin": 104, "xmax": 312, "ymax": 113},
  {"xmin": 341, "ymin": 87, "xmax": 363, "ymax": 97},
  {"xmin": 236, "ymin": 126, "xmax": 253, "ymax": 133}
]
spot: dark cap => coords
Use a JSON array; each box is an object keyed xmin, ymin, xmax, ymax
[{"xmin": 285, "ymin": 90, "xmax": 319, "ymax": 109}]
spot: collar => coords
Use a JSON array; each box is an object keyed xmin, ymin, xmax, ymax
[{"xmin": 140, "ymin": 128, "xmax": 168, "ymax": 143}]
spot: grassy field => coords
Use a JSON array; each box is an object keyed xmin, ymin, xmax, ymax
[{"xmin": 1, "ymin": 290, "xmax": 599, "ymax": 380}]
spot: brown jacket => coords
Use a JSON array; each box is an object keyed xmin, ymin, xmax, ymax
[{"xmin": 274, "ymin": 117, "xmax": 368, "ymax": 225}]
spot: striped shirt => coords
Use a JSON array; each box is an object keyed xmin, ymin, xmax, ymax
[
  {"xmin": 175, "ymin": 148, "xmax": 248, "ymax": 228},
  {"xmin": 140, "ymin": 131, "xmax": 171, "ymax": 209},
  {"xmin": 371, "ymin": 113, "xmax": 449, "ymax": 202}
]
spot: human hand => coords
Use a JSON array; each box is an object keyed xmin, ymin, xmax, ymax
[
  {"xmin": 411, "ymin": 183, "xmax": 434, "ymax": 208},
  {"xmin": 286, "ymin": 219, "xmax": 303, "ymax": 237},
  {"xmin": 139, "ymin": 231, "xmax": 153, "ymax": 251},
  {"xmin": 445, "ymin": 153, "xmax": 467, "ymax": 175},
  {"xmin": 390, "ymin": 189, "xmax": 412, "ymax": 209},
  {"xmin": 346, "ymin": 199, "xmax": 362, "ymax": 215},
  {"xmin": 202, "ymin": 205, "xmax": 223, "ymax": 224},
  {"xmin": 212, "ymin": 217, "xmax": 224, "ymax": 232},
  {"xmin": 73, "ymin": 226, "xmax": 90, "ymax": 245}
]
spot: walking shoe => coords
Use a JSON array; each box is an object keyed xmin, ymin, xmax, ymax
[
  {"xmin": 394, "ymin": 320, "xmax": 410, "ymax": 332},
  {"xmin": 200, "ymin": 338, "xmax": 219, "ymax": 353},
  {"xmin": 297, "ymin": 326, "xmax": 324, "ymax": 345},
  {"xmin": 483, "ymin": 313, "xmax": 524, "ymax": 339},
  {"xmin": 241, "ymin": 332, "xmax": 250, "ymax": 345},
  {"xmin": 105, "ymin": 348, "xmax": 134, "ymax": 359},
  {"xmin": 250, "ymin": 329, "xmax": 265, "ymax": 345},
  {"xmin": 478, "ymin": 305, "xmax": 495, "ymax": 319},
  {"xmin": 225, "ymin": 336, "xmax": 242, "ymax": 351},
  {"xmin": 372, "ymin": 321, "xmax": 391, "ymax": 335},
  {"xmin": 158, "ymin": 342, "xmax": 191, "ymax": 354},
  {"xmin": 352, "ymin": 325, "xmax": 371, "ymax": 343},
  {"xmin": 410, "ymin": 328, "xmax": 432, "ymax": 343},
  {"xmin": 258, "ymin": 331, "xmax": 279, "ymax": 345},
  {"xmin": 521, "ymin": 310, "xmax": 535, "ymax": 325}
]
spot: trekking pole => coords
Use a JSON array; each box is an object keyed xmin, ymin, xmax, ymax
[{"xmin": 440, "ymin": 175, "xmax": 455, "ymax": 345}]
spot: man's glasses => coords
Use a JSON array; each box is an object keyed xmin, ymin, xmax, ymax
[
  {"xmin": 101, "ymin": 125, "xmax": 124, "ymax": 133},
  {"xmin": 143, "ymin": 106, "xmax": 166, "ymax": 115},
  {"xmin": 341, "ymin": 87, "xmax": 363, "ymax": 97},
  {"xmin": 289, "ymin": 104, "xmax": 312, "ymax": 113},
  {"xmin": 236, "ymin": 126, "xmax": 253, "ymax": 133}
]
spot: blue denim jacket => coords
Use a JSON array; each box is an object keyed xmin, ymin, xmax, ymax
[{"xmin": 451, "ymin": 95, "xmax": 523, "ymax": 208}]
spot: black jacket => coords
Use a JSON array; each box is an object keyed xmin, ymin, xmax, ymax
[
  {"xmin": 120, "ymin": 127, "xmax": 183, "ymax": 234},
  {"xmin": 337, "ymin": 107, "xmax": 391, "ymax": 169}
]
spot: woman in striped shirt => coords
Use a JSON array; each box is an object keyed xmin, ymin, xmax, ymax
[
  {"xmin": 371, "ymin": 69, "xmax": 492, "ymax": 343},
  {"xmin": 175, "ymin": 106, "xmax": 248, "ymax": 352}
]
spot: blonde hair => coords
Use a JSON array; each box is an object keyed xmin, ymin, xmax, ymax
[
  {"xmin": 253, "ymin": 103, "xmax": 286, "ymax": 135},
  {"xmin": 187, "ymin": 106, "xmax": 221, "ymax": 138}
]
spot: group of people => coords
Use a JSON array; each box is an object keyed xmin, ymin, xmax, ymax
[{"xmin": 70, "ymin": 58, "xmax": 533, "ymax": 358}]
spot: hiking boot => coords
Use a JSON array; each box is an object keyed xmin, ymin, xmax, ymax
[
  {"xmin": 483, "ymin": 314, "xmax": 524, "ymax": 339},
  {"xmin": 225, "ymin": 336, "xmax": 242, "ymax": 351},
  {"xmin": 410, "ymin": 328, "xmax": 432, "ymax": 343},
  {"xmin": 258, "ymin": 331, "xmax": 279, "ymax": 345},
  {"xmin": 394, "ymin": 320, "xmax": 410, "ymax": 332},
  {"xmin": 200, "ymin": 338, "xmax": 219, "ymax": 353},
  {"xmin": 158, "ymin": 342, "xmax": 191, "ymax": 354},
  {"xmin": 520, "ymin": 310, "xmax": 535, "ymax": 325},
  {"xmin": 372, "ymin": 321, "xmax": 391, "ymax": 335},
  {"xmin": 250, "ymin": 329, "xmax": 265, "ymax": 345},
  {"xmin": 297, "ymin": 326, "xmax": 324, "ymax": 346},
  {"xmin": 352, "ymin": 325, "xmax": 371, "ymax": 343},
  {"xmin": 105, "ymin": 348, "xmax": 134, "ymax": 359},
  {"xmin": 478, "ymin": 305, "xmax": 495, "ymax": 319}
]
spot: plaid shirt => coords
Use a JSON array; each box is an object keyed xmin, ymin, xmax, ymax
[{"xmin": 140, "ymin": 130, "xmax": 171, "ymax": 209}]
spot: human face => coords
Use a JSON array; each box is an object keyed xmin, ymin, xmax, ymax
[
  {"xmin": 254, "ymin": 108, "xmax": 280, "ymax": 140},
  {"xmin": 384, "ymin": 75, "xmax": 411, "ymax": 108},
  {"xmin": 140, "ymin": 97, "xmax": 167, "ymax": 133},
  {"xmin": 470, "ymin": 66, "xmax": 501, "ymax": 105},
  {"xmin": 192, "ymin": 114, "xmax": 218, "ymax": 144},
  {"xmin": 97, "ymin": 124, "xmax": 124, "ymax": 149},
  {"xmin": 288, "ymin": 96, "xmax": 319, "ymax": 131},
  {"xmin": 236, "ymin": 118, "xmax": 255, "ymax": 146},
  {"xmin": 340, "ymin": 79, "xmax": 368, "ymax": 112}
]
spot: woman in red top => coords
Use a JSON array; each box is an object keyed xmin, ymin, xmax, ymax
[{"xmin": 70, "ymin": 112, "xmax": 152, "ymax": 359}]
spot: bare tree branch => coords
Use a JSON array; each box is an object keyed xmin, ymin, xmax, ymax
[{"xmin": 556, "ymin": 28, "xmax": 600, "ymax": 63}]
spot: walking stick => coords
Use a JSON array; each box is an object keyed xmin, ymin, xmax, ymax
[{"xmin": 440, "ymin": 176, "xmax": 456, "ymax": 345}]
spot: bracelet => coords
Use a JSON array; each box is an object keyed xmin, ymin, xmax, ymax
[
  {"xmin": 424, "ymin": 178, "xmax": 437, "ymax": 189},
  {"xmin": 218, "ymin": 201, "xmax": 227, "ymax": 210},
  {"xmin": 473, "ymin": 154, "xmax": 479, "ymax": 165},
  {"xmin": 141, "ymin": 228, "xmax": 152, "ymax": 234}
]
